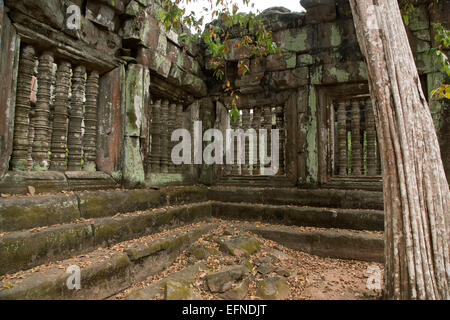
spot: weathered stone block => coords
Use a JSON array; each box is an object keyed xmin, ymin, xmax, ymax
[
  {"xmin": 0, "ymin": 194, "xmax": 80, "ymax": 232},
  {"xmin": 415, "ymin": 52, "xmax": 439, "ymax": 74},
  {"xmin": 408, "ymin": 33, "xmax": 431, "ymax": 54},
  {"xmin": 206, "ymin": 265, "xmax": 249, "ymax": 293},
  {"xmin": 273, "ymin": 28, "xmax": 311, "ymax": 53},
  {"xmin": 65, "ymin": 171, "xmax": 119, "ymax": 192},
  {"xmin": 86, "ymin": 2, "xmax": 117, "ymax": 31},
  {"xmin": 0, "ymin": 222, "xmax": 94, "ymax": 275},
  {"xmin": 429, "ymin": 0, "xmax": 450, "ymax": 28},
  {"xmin": 235, "ymin": 72, "xmax": 265, "ymax": 89},
  {"xmin": 0, "ymin": 10, "xmax": 19, "ymax": 179},
  {"xmin": 125, "ymin": 0, "xmax": 141, "ymax": 17},
  {"xmin": 0, "ymin": 171, "xmax": 69, "ymax": 194},
  {"xmin": 165, "ymin": 280, "xmax": 202, "ymax": 300},
  {"xmin": 256, "ymin": 277, "xmax": 290, "ymax": 300},
  {"xmin": 304, "ymin": 5, "xmax": 336, "ymax": 24},
  {"xmin": 181, "ymin": 72, "xmax": 208, "ymax": 97},
  {"xmin": 323, "ymin": 61, "xmax": 367, "ymax": 84},
  {"xmin": 5, "ymin": 0, "xmax": 65, "ymax": 30},
  {"xmin": 97, "ymin": 66, "xmax": 126, "ymax": 175},
  {"xmin": 125, "ymin": 64, "xmax": 149, "ymax": 137},
  {"xmin": 135, "ymin": 0, "xmax": 152, "ymax": 9},
  {"xmin": 318, "ymin": 22, "xmax": 343, "ymax": 48},
  {"xmin": 301, "ymin": 0, "xmax": 335, "ymax": 8},
  {"xmin": 336, "ymin": 0, "xmax": 352, "ymax": 18},
  {"xmin": 266, "ymin": 52, "xmax": 296, "ymax": 71},
  {"xmin": 147, "ymin": 49, "xmax": 172, "ymax": 78},
  {"xmin": 406, "ymin": 5, "xmax": 430, "ymax": 31},
  {"xmin": 263, "ymin": 11, "xmax": 305, "ymax": 32},
  {"xmin": 297, "ymin": 54, "xmax": 315, "ymax": 66},
  {"xmin": 225, "ymin": 38, "xmax": 251, "ymax": 61},
  {"xmin": 80, "ymin": 18, "xmax": 122, "ymax": 56},
  {"xmin": 97, "ymin": 0, "xmax": 126, "ymax": 13},
  {"xmin": 123, "ymin": 136, "xmax": 146, "ymax": 187},
  {"xmin": 78, "ymin": 189, "xmax": 164, "ymax": 219},
  {"xmin": 218, "ymin": 237, "xmax": 260, "ymax": 257},
  {"xmin": 271, "ymin": 67, "xmax": 309, "ymax": 89}
]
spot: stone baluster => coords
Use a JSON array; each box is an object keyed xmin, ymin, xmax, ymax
[
  {"xmin": 337, "ymin": 101, "xmax": 348, "ymax": 176},
  {"xmin": 11, "ymin": 46, "xmax": 36, "ymax": 171},
  {"xmin": 225, "ymin": 111, "xmax": 233, "ymax": 175},
  {"xmin": 160, "ymin": 99, "xmax": 169, "ymax": 173},
  {"xmin": 377, "ymin": 134, "xmax": 382, "ymax": 175},
  {"xmin": 252, "ymin": 107, "xmax": 262, "ymax": 176},
  {"xmin": 28, "ymin": 107, "xmax": 36, "ymax": 170},
  {"xmin": 168, "ymin": 103, "xmax": 177, "ymax": 173},
  {"xmin": 366, "ymin": 99, "xmax": 377, "ymax": 176},
  {"xmin": 32, "ymin": 52, "xmax": 54, "ymax": 170},
  {"xmin": 351, "ymin": 100, "xmax": 362, "ymax": 176},
  {"xmin": 176, "ymin": 103, "xmax": 184, "ymax": 173},
  {"xmin": 241, "ymin": 109, "xmax": 251, "ymax": 175},
  {"xmin": 231, "ymin": 112, "xmax": 240, "ymax": 175},
  {"xmin": 150, "ymin": 100, "xmax": 162, "ymax": 173},
  {"xmin": 50, "ymin": 61, "xmax": 72, "ymax": 171},
  {"xmin": 82, "ymin": 70, "xmax": 100, "ymax": 172},
  {"xmin": 67, "ymin": 65, "xmax": 86, "ymax": 171},
  {"xmin": 276, "ymin": 106, "xmax": 285, "ymax": 175},
  {"xmin": 262, "ymin": 106, "xmax": 272, "ymax": 174}
]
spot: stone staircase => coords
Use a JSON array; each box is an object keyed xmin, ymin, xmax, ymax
[{"xmin": 0, "ymin": 186, "xmax": 385, "ymax": 300}]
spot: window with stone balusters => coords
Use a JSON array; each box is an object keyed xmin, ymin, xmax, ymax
[
  {"xmin": 223, "ymin": 105, "xmax": 286, "ymax": 177},
  {"xmin": 330, "ymin": 97, "xmax": 382, "ymax": 177},
  {"xmin": 10, "ymin": 44, "xmax": 101, "ymax": 173}
]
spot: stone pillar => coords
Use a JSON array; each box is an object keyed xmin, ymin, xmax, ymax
[
  {"xmin": 231, "ymin": 112, "xmax": 240, "ymax": 175},
  {"xmin": 82, "ymin": 70, "xmax": 99, "ymax": 172},
  {"xmin": 276, "ymin": 106, "xmax": 285, "ymax": 175},
  {"xmin": 176, "ymin": 103, "xmax": 184, "ymax": 173},
  {"xmin": 150, "ymin": 100, "xmax": 161, "ymax": 173},
  {"xmin": 337, "ymin": 101, "xmax": 348, "ymax": 176},
  {"xmin": 32, "ymin": 52, "xmax": 54, "ymax": 171},
  {"xmin": 262, "ymin": 106, "xmax": 272, "ymax": 175},
  {"xmin": 168, "ymin": 103, "xmax": 177, "ymax": 173},
  {"xmin": 377, "ymin": 133, "xmax": 382, "ymax": 175},
  {"xmin": 50, "ymin": 61, "xmax": 71, "ymax": 171},
  {"xmin": 366, "ymin": 99, "xmax": 378, "ymax": 176},
  {"xmin": 351, "ymin": 100, "xmax": 362, "ymax": 176},
  {"xmin": 67, "ymin": 65, "xmax": 86, "ymax": 171},
  {"xmin": 252, "ymin": 107, "xmax": 262, "ymax": 175},
  {"xmin": 242, "ymin": 108, "xmax": 251, "ymax": 175},
  {"xmin": 11, "ymin": 46, "xmax": 36, "ymax": 171},
  {"xmin": 160, "ymin": 99, "xmax": 169, "ymax": 173},
  {"xmin": 27, "ymin": 108, "xmax": 36, "ymax": 170}
]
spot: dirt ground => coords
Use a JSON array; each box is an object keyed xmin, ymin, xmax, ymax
[{"xmin": 117, "ymin": 219, "xmax": 384, "ymax": 300}]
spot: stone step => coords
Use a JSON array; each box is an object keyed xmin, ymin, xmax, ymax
[
  {"xmin": 0, "ymin": 171, "xmax": 119, "ymax": 195},
  {"xmin": 216, "ymin": 176, "xmax": 296, "ymax": 187},
  {"xmin": 0, "ymin": 202, "xmax": 212, "ymax": 275},
  {"xmin": 126, "ymin": 262, "xmax": 208, "ymax": 300},
  {"xmin": 208, "ymin": 186, "xmax": 384, "ymax": 210},
  {"xmin": 245, "ymin": 224, "xmax": 384, "ymax": 263},
  {"xmin": 0, "ymin": 186, "xmax": 382, "ymax": 233},
  {"xmin": 120, "ymin": 219, "xmax": 384, "ymax": 301},
  {"xmin": 212, "ymin": 202, "xmax": 384, "ymax": 231},
  {"xmin": 0, "ymin": 186, "xmax": 209, "ymax": 232},
  {"xmin": 323, "ymin": 177, "xmax": 383, "ymax": 192},
  {"xmin": 0, "ymin": 223, "xmax": 216, "ymax": 300}
]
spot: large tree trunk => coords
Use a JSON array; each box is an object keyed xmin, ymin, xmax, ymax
[{"xmin": 349, "ymin": 0, "xmax": 450, "ymax": 299}]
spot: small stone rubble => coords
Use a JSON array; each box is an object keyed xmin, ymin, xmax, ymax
[{"xmin": 119, "ymin": 220, "xmax": 384, "ymax": 300}]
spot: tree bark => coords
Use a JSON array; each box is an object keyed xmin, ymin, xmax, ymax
[{"xmin": 349, "ymin": 0, "xmax": 450, "ymax": 299}]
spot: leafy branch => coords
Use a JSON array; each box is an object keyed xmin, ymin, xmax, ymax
[{"xmin": 157, "ymin": 0, "xmax": 281, "ymax": 120}]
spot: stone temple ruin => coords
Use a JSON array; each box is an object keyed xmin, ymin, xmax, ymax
[{"xmin": 0, "ymin": 0, "xmax": 448, "ymax": 300}]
